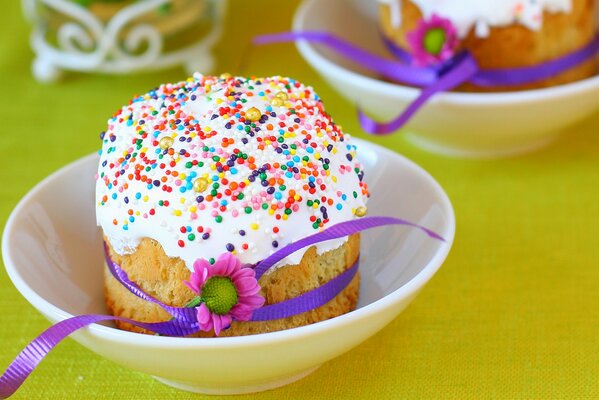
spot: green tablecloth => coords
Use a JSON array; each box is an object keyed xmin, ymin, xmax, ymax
[{"xmin": 1, "ymin": 1, "xmax": 598, "ymax": 398}]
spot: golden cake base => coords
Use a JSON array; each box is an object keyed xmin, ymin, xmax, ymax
[{"xmin": 104, "ymin": 234, "xmax": 360, "ymax": 337}]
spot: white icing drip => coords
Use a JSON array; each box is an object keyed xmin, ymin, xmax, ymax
[
  {"xmin": 380, "ymin": 0, "xmax": 572, "ymax": 37},
  {"xmin": 96, "ymin": 74, "xmax": 368, "ymax": 272},
  {"xmin": 475, "ymin": 20, "xmax": 490, "ymax": 38},
  {"xmin": 379, "ymin": 0, "xmax": 402, "ymax": 28}
]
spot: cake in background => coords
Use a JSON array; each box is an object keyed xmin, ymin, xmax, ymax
[{"xmin": 378, "ymin": 0, "xmax": 597, "ymax": 91}]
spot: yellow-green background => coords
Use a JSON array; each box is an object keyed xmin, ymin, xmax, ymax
[{"xmin": 1, "ymin": 1, "xmax": 598, "ymax": 398}]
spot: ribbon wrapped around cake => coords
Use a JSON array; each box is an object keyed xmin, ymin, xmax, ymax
[
  {"xmin": 0, "ymin": 215, "xmax": 444, "ymax": 399},
  {"xmin": 254, "ymin": 20, "xmax": 599, "ymax": 134}
]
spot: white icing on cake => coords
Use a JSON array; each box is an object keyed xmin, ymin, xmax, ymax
[
  {"xmin": 96, "ymin": 74, "xmax": 369, "ymax": 271},
  {"xmin": 380, "ymin": 0, "xmax": 572, "ymax": 37}
]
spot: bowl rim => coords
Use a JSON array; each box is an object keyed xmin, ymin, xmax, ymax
[
  {"xmin": 292, "ymin": 0, "xmax": 599, "ymax": 106},
  {"xmin": 2, "ymin": 139, "xmax": 455, "ymax": 350}
]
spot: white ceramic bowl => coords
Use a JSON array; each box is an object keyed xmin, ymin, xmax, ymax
[
  {"xmin": 293, "ymin": 0, "xmax": 599, "ymax": 158},
  {"xmin": 2, "ymin": 139, "xmax": 454, "ymax": 395}
]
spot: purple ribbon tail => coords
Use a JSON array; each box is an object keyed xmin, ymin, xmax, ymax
[
  {"xmin": 0, "ymin": 314, "xmax": 199, "ymax": 399},
  {"xmin": 254, "ymin": 31, "xmax": 437, "ymax": 86},
  {"xmin": 358, "ymin": 53, "xmax": 479, "ymax": 134}
]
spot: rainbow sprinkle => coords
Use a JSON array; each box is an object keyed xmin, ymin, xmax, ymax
[{"xmin": 97, "ymin": 74, "xmax": 369, "ymax": 264}]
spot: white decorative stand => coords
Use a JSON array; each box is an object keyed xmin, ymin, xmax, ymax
[{"xmin": 23, "ymin": 0, "xmax": 227, "ymax": 82}]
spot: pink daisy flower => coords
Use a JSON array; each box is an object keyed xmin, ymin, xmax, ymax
[
  {"xmin": 406, "ymin": 14, "xmax": 459, "ymax": 67},
  {"xmin": 183, "ymin": 252, "xmax": 265, "ymax": 336}
]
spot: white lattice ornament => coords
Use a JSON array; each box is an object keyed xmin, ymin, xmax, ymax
[{"xmin": 23, "ymin": 0, "xmax": 227, "ymax": 82}]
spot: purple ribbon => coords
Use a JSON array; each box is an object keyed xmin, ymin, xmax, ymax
[
  {"xmin": 254, "ymin": 31, "xmax": 599, "ymax": 134},
  {"xmin": 252, "ymin": 260, "xmax": 358, "ymax": 321},
  {"xmin": 0, "ymin": 216, "xmax": 444, "ymax": 398},
  {"xmin": 382, "ymin": 34, "xmax": 599, "ymax": 87}
]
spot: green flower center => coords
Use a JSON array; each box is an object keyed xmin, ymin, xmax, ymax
[
  {"xmin": 201, "ymin": 276, "xmax": 238, "ymax": 315},
  {"xmin": 423, "ymin": 28, "xmax": 446, "ymax": 55}
]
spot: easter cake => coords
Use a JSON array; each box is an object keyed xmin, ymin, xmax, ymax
[
  {"xmin": 96, "ymin": 73, "xmax": 369, "ymax": 337},
  {"xmin": 378, "ymin": 0, "xmax": 597, "ymax": 91}
]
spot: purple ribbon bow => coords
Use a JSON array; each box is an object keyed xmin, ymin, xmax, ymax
[{"xmin": 254, "ymin": 31, "xmax": 599, "ymax": 134}]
